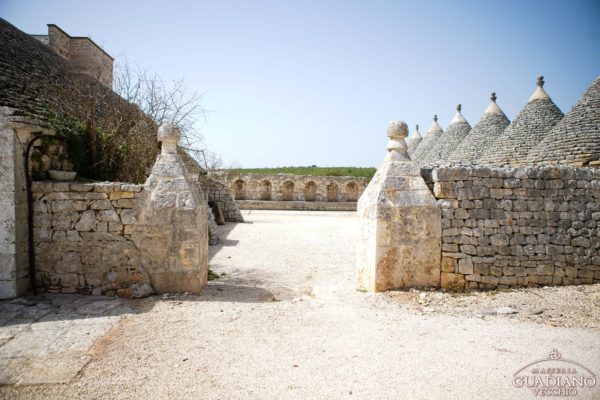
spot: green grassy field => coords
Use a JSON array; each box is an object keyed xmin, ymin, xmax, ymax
[{"xmin": 232, "ymin": 166, "xmax": 377, "ymax": 180}]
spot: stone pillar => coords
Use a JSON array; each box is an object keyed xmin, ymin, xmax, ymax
[
  {"xmin": 356, "ymin": 121, "xmax": 441, "ymax": 291},
  {"xmin": 131, "ymin": 124, "xmax": 208, "ymax": 293}
]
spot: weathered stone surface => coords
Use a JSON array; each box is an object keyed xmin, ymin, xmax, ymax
[
  {"xmin": 130, "ymin": 124, "xmax": 208, "ymax": 294},
  {"xmin": 428, "ymin": 164, "xmax": 600, "ymax": 290},
  {"xmin": 441, "ymin": 272, "xmax": 465, "ymax": 291},
  {"xmin": 357, "ymin": 121, "xmax": 441, "ymax": 292},
  {"xmin": 74, "ymin": 210, "xmax": 95, "ymax": 232}
]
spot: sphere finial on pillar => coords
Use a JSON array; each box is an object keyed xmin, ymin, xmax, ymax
[
  {"xmin": 386, "ymin": 120, "xmax": 409, "ymax": 158},
  {"xmin": 158, "ymin": 124, "xmax": 181, "ymax": 154}
]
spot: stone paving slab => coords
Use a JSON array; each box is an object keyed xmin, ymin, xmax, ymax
[{"xmin": 0, "ymin": 294, "xmax": 133, "ymax": 385}]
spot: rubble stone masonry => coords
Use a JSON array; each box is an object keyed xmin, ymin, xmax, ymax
[{"xmin": 422, "ymin": 165, "xmax": 600, "ymax": 290}]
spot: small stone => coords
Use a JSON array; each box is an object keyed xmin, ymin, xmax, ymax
[
  {"xmin": 527, "ymin": 308, "xmax": 544, "ymax": 315},
  {"xmin": 474, "ymin": 309, "xmax": 497, "ymax": 316},
  {"xmin": 496, "ymin": 306, "xmax": 518, "ymax": 315}
]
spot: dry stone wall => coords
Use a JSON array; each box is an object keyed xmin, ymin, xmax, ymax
[
  {"xmin": 422, "ymin": 165, "xmax": 600, "ymax": 290},
  {"xmin": 28, "ymin": 125, "xmax": 210, "ymax": 298},
  {"xmin": 201, "ymin": 175, "xmax": 244, "ymax": 222},
  {"xmin": 32, "ymin": 181, "xmax": 152, "ymax": 296}
]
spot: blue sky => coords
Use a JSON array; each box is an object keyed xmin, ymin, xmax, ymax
[{"xmin": 2, "ymin": 0, "xmax": 599, "ymax": 168}]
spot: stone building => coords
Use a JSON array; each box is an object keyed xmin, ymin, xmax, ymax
[
  {"xmin": 526, "ymin": 76, "xmax": 600, "ymax": 166},
  {"xmin": 479, "ymin": 76, "xmax": 564, "ymax": 166},
  {"xmin": 420, "ymin": 104, "xmax": 471, "ymax": 165},
  {"xmin": 410, "ymin": 115, "xmax": 443, "ymax": 162},
  {"xmin": 406, "ymin": 124, "xmax": 422, "ymax": 156},
  {"xmin": 31, "ymin": 24, "xmax": 113, "ymax": 88},
  {"xmin": 447, "ymin": 93, "xmax": 510, "ymax": 163}
]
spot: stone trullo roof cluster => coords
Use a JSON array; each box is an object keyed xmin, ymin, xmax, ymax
[
  {"xmin": 479, "ymin": 76, "xmax": 564, "ymax": 165},
  {"xmin": 409, "ymin": 75, "xmax": 600, "ymax": 167},
  {"xmin": 447, "ymin": 93, "xmax": 510, "ymax": 163},
  {"xmin": 421, "ymin": 104, "xmax": 471, "ymax": 165},
  {"xmin": 526, "ymin": 76, "xmax": 600, "ymax": 166},
  {"xmin": 410, "ymin": 115, "xmax": 443, "ymax": 161}
]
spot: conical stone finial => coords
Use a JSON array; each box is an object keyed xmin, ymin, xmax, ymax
[
  {"xmin": 450, "ymin": 104, "xmax": 467, "ymax": 124},
  {"xmin": 427, "ymin": 114, "xmax": 443, "ymax": 135},
  {"xmin": 537, "ymin": 75, "xmax": 545, "ymax": 87},
  {"xmin": 529, "ymin": 74, "xmax": 550, "ymax": 102},
  {"xmin": 413, "ymin": 124, "xmax": 422, "ymax": 138},
  {"xmin": 485, "ymin": 92, "xmax": 504, "ymax": 114}
]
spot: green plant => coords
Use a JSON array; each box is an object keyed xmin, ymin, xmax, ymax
[
  {"xmin": 207, "ymin": 268, "xmax": 220, "ymax": 281},
  {"xmin": 232, "ymin": 166, "xmax": 377, "ymax": 180}
]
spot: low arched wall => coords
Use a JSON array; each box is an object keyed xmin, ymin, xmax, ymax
[{"xmin": 226, "ymin": 173, "xmax": 369, "ymax": 210}]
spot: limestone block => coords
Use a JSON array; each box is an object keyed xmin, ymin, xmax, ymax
[
  {"xmin": 150, "ymin": 271, "xmax": 206, "ymax": 293},
  {"xmin": 94, "ymin": 183, "xmax": 117, "ymax": 193},
  {"xmin": 112, "ymin": 199, "xmax": 134, "ymax": 208},
  {"xmin": 97, "ymin": 210, "xmax": 119, "ymax": 222},
  {"xmin": 75, "ymin": 210, "xmax": 95, "ymax": 232},
  {"xmin": 440, "ymin": 272, "xmax": 465, "ymax": 291},
  {"xmin": 120, "ymin": 184, "xmax": 142, "ymax": 192},
  {"xmin": 90, "ymin": 199, "xmax": 112, "ymax": 210},
  {"xmin": 51, "ymin": 214, "xmax": 72, "ymax": 230},
  {"xmin": 70, "ymin": 183, "xmax": 93, "ymax": 192},
  {"xmin": 66, "ymin": 230, "xmax": 81, "ymax": 242},
  {"xmin": 52, "ymin": 200, "xmax": 86, "ymax": 212},
  {"xmin": 119, "ymin": 209, "xmax": 136, "ymax": 225},
  {"xmin": 109, "ymin": 191, "xmax": 134, "ymax": 200}
]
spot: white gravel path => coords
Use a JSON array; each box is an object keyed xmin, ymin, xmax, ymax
[{"xmin": 1, "ymin": 210, "xmax": 599, "ymax": 399}]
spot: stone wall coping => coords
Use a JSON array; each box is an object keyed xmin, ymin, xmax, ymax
[
  {"xmin": 427, "ymin": 165, "xmax": 600, "ymax": 182},
  {"xmin": 31, "ymin": 181, "xmax": 143, "ymax": 193}
]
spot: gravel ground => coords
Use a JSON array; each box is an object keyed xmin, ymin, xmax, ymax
[{"xmin": 1, "ymin": 210, "xmax": 599, "ymax": 400}]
